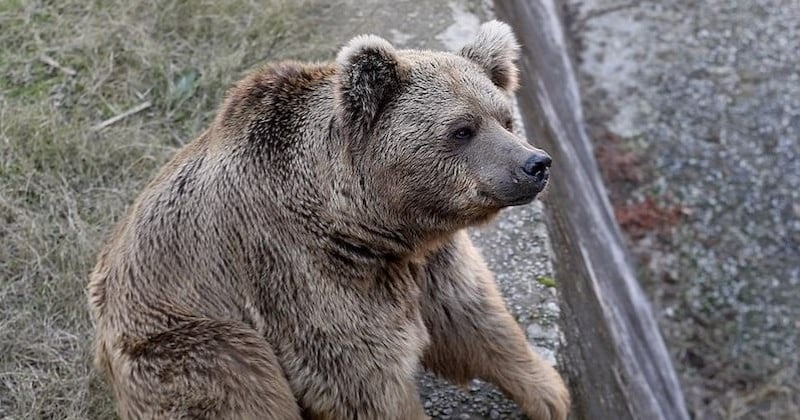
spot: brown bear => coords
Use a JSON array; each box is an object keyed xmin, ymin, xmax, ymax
[{"xmin": 87, "ymin": 20, "xmax": 570, "ymax": 420}]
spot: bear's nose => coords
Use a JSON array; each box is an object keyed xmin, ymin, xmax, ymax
[{"xmin": 522, "ymin": 153, "xmax": 552, "ymax": 180}]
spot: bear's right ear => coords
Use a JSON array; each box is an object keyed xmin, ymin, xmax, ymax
[{"xmin": 335, "ymin": 35, "xmax": 402, "ymax": 139}]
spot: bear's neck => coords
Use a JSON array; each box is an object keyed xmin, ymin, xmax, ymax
[
  {"xmin": 321, "ymin": 209, "xmax": 454, "ymax": 274},
  {"xmin": 317, "ymin": 144, "xmax": 452, "ymax": 269}
]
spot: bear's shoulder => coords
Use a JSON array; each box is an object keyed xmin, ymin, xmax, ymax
[{"xmin": 215, "ymin": 62, "xmax": 337, "ymax": 132}]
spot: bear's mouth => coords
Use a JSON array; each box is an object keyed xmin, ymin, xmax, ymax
[
  {"xmin": 506, "ymin": 194, "xmax": 539, "ymax": 206},
  {"xmin": 478, "ymin": 170, "xmax": 549, "ymax": 208},
  {"xmin": 477, "ymin": 186, "xmax": 543, "ymax": 209}
]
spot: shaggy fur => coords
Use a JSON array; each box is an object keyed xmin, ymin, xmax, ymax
[{"xmin": 88, "ymin": 21, "xmax": 569, "ymax": 420}]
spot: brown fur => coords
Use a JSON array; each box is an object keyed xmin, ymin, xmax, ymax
[{"xmin": 88, "ymin": 21, "xmax": 569, "ymax": 420}]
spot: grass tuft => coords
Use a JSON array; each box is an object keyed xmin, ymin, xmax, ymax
[
  {"xmin": 0, "ymin": 1, "xmax": 327, "ymax": 418},
  {"xmin": 536, "ymin": 276, "xmax": 556, "ymax": 288}
]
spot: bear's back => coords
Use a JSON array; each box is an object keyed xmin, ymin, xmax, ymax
[{"xmin": 88, "ymin": 62, "xmax": 341, "ymax": 336}]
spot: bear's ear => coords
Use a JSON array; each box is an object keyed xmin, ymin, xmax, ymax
[
  {"xmin": 336, "ymin": 35, "xmax": 402, "ymax": 139},
  {"xmin": 459, "ymin": 20, "xmax": 520, "ymax": 92}
]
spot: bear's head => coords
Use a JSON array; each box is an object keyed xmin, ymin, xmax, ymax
[{"xmin": 334, "ymin": 21, "xmax": 551, "ymax": 236}]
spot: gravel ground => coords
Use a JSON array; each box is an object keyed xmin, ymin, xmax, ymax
[{"xmin": 563, "ymin": 0, "xmax": 800, "ymax": 418}]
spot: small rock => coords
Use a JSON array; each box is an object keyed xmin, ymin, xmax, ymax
[
  {"xmin": 526, "ymin": 323, "xmax": 556, "ymax": 341},
  {"xmin": 533, "ymin": 345, "xmax": 558, "ymax": 366},
  {"xmin": 544, "ymin": 302, "xmax": 560, "ymax": 315}
]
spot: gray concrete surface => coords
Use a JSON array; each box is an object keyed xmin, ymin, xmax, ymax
[
  {"xmin": 314, "ymin": 1, "xmax": 563, "ymax": 418},
  {"xmin": 563, "ymin": 0, "xmax": 800, "ymax": 418},
  {"xmin": 496, "ymin": 1, "xmax": 690, "ymax": 418}
]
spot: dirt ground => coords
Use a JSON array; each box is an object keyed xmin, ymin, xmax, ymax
[{"xmin": 562, "ymin": 0, "xmax": 800, "ymax": 418}]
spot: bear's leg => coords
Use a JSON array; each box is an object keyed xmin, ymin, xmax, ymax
[
  {"xmin": 300, "ymin": 375, "xmax": 429, "ymax": 420},
  {"xmin": 418, "ymin": 232, "xmax": 570, "ymax": 420},
  {"xmin": 107, "ymin": 318, "xmax": 301, "ymax": 420}
]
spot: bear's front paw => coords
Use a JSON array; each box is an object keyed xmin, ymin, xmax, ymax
[{"xmin": 522, "ymin": 367, "xmax": 570, "ymax": 420}]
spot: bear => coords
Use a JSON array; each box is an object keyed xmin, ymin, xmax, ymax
[{"xmin": 87, "ymin": 20, "xmax": 570, "ymax": 420}]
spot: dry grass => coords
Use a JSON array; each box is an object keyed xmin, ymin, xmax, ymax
[
  {"xmin": 723, "ymin": 368, "xmax": 800, "ymax": 420},
  {"xmin": 0, "ymin": 1, "xmax": 330, "ymax": 418}
]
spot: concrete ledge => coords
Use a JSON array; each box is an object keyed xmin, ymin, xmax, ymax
[{"xmin": 494, "ymin": 1, "xmax": 690, "ymax": 419}]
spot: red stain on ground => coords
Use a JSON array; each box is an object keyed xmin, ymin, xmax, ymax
[
  {"xmin": 593, "ymin": 129, "xmax": 686, "ymax": 238},
  {"xmin": 614, "ymin": 197, "xmax": 685, "ymax": 239},
  {"xmin": 594, "ymin": 131, "xmax": 643, "ymax": 185}
]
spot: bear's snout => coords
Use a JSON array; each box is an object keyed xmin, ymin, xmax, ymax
[
  {"xmin": 522, "ymin": 153, "xmax": 552, "ymax": 188},
  {"xmin": 493, "ymin": 150, "xmax": 550, "ymax": 205},
  {"xmin": 471, "ymin": 133, "xmax": 553, "ymax": 207}
]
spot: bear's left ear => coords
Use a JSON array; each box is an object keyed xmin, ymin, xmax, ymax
[
  {"xmin": 336, "ymin": 35, "xmax": 402, "ymax": 139},
  {"xmin": 459, "ymin": 20, "xmax": 520, "ymax": 92}
]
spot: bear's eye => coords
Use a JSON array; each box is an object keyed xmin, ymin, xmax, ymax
[
  {"xmin": 504, "ymin": 118, "xmax": 514, "ymax": 131},
  {"xmin": 453, "ymin": 127, "xmax": 475, "ymax": 141}
]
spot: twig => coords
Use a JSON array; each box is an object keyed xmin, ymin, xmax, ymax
[
  {"xmin": 91, "ymin": 101, "xmax": 152, "ymax": 131},
  {"xmin": 38, "ymin": 54, "xmax": 77, "ymax": 76},
  {"xmin": 575, "ymin": 1, "xmax": 640, "ymax": 27}
]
